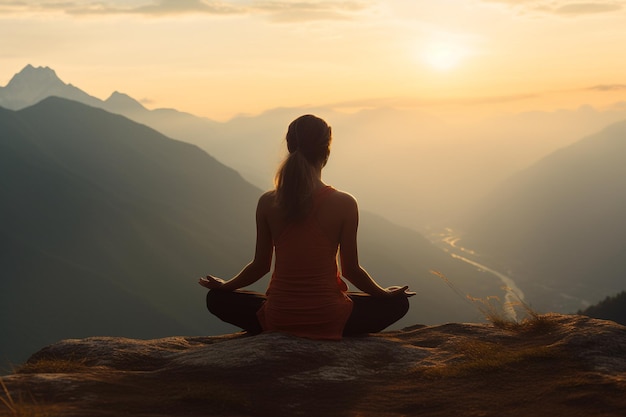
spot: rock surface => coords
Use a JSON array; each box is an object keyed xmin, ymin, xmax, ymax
[{"xmin": 2, "ymin": 314, "xmax": 626, "ymax": 416}]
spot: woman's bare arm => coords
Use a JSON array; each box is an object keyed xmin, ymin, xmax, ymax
[
  {"xmin": 338, "ymin": 194, "xmax": 411, "ymax": 297},
  {"xmin": 199, "ymin": 193, "xmax": 273, "ymax": 291}
]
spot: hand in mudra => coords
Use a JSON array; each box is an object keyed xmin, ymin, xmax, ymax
[
  {"xmin": 198, "ymin": 275, "xmax": 226, "ymax": 290},
  {"xmin": 385, "ymin": 286, "xmax": 416, "ymax": 297}
]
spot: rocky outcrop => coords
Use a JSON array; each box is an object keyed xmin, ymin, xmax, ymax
[{"xmin": 2, "ymin": 314, "xmax": 626, "ymax": 416}]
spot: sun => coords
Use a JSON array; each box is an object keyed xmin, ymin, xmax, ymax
[{"xmin": 422, "ymin": 41, "xmax": 468, "ymax": 71}]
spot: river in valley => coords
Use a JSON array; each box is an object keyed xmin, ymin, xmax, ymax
[
  {"xmin": 432, "ymin": 229, "xmax": 528, "ymax": 321},
  {"xmin": 430, "ymin": 228, "xmax": 593, "ymax": 318}
]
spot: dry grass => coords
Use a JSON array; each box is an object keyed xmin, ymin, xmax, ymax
[
  {"xmin": 420, "ymin": 339, "xmax": 561, "ymax": 378},
  {"xmin": 431, "ymin": 270, "xmax": 558, "ymax": 333},
  {"xmin": 2, "ymin": 356, "xmax": 93, "ymax": 417},
  {"xmin": 421, "ymin": 271, "xmax": 565, "ymax": 380},
  {"xmin": 0, "ymin": 377, "xmax": 62, "ymax": 417},
  {"xmin": 0, "ymin": 378, "xmax": 15, "ymax": 415},
  {"xmin": 15, "ymin": 357, "xmax": 91, "ymax": 375}
]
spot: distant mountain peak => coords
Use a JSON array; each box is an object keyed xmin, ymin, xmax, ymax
[
  {"xmin": 0, "ymin": 64, "xmax": 101, "ymax": 110},
  {"xmin": 19, "ymin": 63, "xmax": 54, "ymax": 74},
  {"xmin": 6, "ymin": 64, "xmax": 64, "ymax": 89},
  {"xmin": 20, "ymin": 63, "xmax": 56, "ymax": 74},
  {"xmin": 108, "ymin": 90, "xmax": 130, "ymax": 99},
  {"xmin": 103, "ymin": 90, "xmax": 146, "ymax": 113}
]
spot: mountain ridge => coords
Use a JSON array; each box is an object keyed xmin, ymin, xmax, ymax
[{"xmin": 458, "ymin": 118, "xmax": 626, "ymax": 313}]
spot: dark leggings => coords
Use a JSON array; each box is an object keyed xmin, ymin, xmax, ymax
[{"xmin": 206, "ymin": 289, "xmax": 410, "ymax": 336}]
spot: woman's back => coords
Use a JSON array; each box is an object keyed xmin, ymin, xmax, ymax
[
  {"xmin": 256, "ymin": 185, "xmax": 354, "ymax": 340},
  {"xmin": 261, "ymin": 185, "xmax": 355, "ymax": 248},
  {"xmin": 270, "ymin": 185, "xmax": 342, "ymax": 287}
]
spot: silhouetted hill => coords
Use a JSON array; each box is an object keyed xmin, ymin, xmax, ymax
[
  {"xmin": 0, "ymin": 97, "xmax": 504, "ymax": 370},
  {"xmin": 580, "ymin": 291, "xmax": 626, "ymax": 326},
  {"xmin": 0, "ymin": 97, "xmax": 260, "ymax": 368},
  {"xmin": 459, "ymin": 119, "xmax": 626, "ymax": 313}
]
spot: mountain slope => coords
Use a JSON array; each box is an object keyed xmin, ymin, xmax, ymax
[
  {"xmin": 580, "ymin": 291, "xmax": 626, "ymax": 325},
  {"xmin": 459, "ymin": 119, "xmax": 626, "ymax": 313},
  {"xmin": 0, "ymin": 97, "xmax": 261, "ymax": 368}
]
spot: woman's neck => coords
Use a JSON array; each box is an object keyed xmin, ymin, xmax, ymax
[{"xmin": 313, "ymin": 166, "xmax": 325, "ymax": 189}]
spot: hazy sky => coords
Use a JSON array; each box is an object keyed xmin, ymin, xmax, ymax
[{"xmin": 1, "ymin": 0, "xmax": 626, "ymax": 120}]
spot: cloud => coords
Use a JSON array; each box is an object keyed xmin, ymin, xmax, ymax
[
  {"xmin": 251, "ymin": 1, "xmax": 370, "ymax": 22},
  {"xmin": 0, "ymin": 0, "xmax": 371, "ymax": 21},
  {"xmin": 555, "ymin": 3, "xmax": 623, "ymax": 15},
  {"xmin": 69, "ymin": 0, "xmax": 243, "ymax": 16},
  {"xmin": 327, "ymin": 92, "xmax": 541, "ymax": 110},
  {"xmin": 588, "ymin": 84, "xmax": 626, "ymax": 91},
  {"xmin": 480, "ymin": 0, "xmax": 625, "ymax": 17}
]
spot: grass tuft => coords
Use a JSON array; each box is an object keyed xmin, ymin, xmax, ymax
[
  {"xmin": 420, "ymin": 339, "xmax": 561, "ymax": 378},
  {"xmin": 15, "ymin": 357, "xmax": 90, "ymax": 375},
  {"xmin": 0, "ymin": 377, "xmax": 16, "ymax": 415},
  {"xmin": 431, "ymin": 270, "xmax": 558, "ymax": 333},
  {"xmin": 1, "ymin": 377, "xmax": 62, "ymax": 417}
]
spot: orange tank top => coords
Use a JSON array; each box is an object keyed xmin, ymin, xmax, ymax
[{"xmin": 257, "ymin": 186, "xmax": 353, "ymax": 340}]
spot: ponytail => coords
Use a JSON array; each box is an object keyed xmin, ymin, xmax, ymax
[{"xmin": 274, "ymin": 115, "xmax": 332, "ymax": 221}]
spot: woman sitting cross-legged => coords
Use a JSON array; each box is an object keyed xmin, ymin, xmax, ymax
[{"xmin": 198, "ymin": 114, "xmax": 414, "ymax": 340}]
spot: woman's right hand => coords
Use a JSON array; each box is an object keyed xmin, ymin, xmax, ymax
[
  {"xmin": 384, "ymin": 286, "xmax": 416, "ymax": 297},
  {"xmin": 198, "ymin": 275, "xmax": 226, "ymax": 290}
]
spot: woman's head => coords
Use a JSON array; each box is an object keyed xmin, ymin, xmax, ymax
[
  {"xmin": 285, "ymin": 114, "xmax": 332, "ymax": 167},
  {"xmin": 275, "ymin": 115, "xmax": 332, "ymax": 220}
]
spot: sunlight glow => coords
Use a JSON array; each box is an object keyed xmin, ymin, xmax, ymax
[{"xmin": 422, "ymin": 41, "xmax": 469, "ymax": 71}]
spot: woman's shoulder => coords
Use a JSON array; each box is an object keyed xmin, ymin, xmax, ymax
[
  {"xmin": 327, "ymin": 187, "xmax": 356, "ymax": 201},
  {"xmin": 260, "ymin": 189, "xmax": 276, "ymax": 200},
  {"xmin": 257, "ymin": 190, "xmax": 277, "ymax": 210},
  {"xmin": 325, "ymin": 187, "xmax": 358, "ymax": 210}
]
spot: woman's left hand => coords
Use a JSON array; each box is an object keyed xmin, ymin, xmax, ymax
[
  {"xmin": 385, "ymin": 286, "xmax": 416, "ymax": 297},
  {"xmin": 198, "ymin": 275, "xmax": 226, "ymax": 289}
]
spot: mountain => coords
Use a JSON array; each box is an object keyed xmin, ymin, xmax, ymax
[
  {"xmin": 457, "ymin": 119, "xmax": 626, "ymax": 314},
  {"xmin": 6, "ymin": 65, "xmax": 626, "ymax": 231},
  {"xmin": 0, "ymin": 96, "xmax": 506, "ymax": 370},
  {"xmin": 580, "ymin": 291, "xmax": 626, "ymax": 325},
  {"xmin": 0, "ymin": 97, "xmax": 260, "ymax": 368},
  {"xmin": 0, "ymin": 65, "xmax": 221, "ymax": 148},
  {"xmin": 0, "ymin": 65, "xmax": 102, "ymax": 110}
]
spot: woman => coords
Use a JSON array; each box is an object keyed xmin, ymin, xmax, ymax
[{"xmin": 199, "ymin": 114, "xmax": 414, "ymax": 340}]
